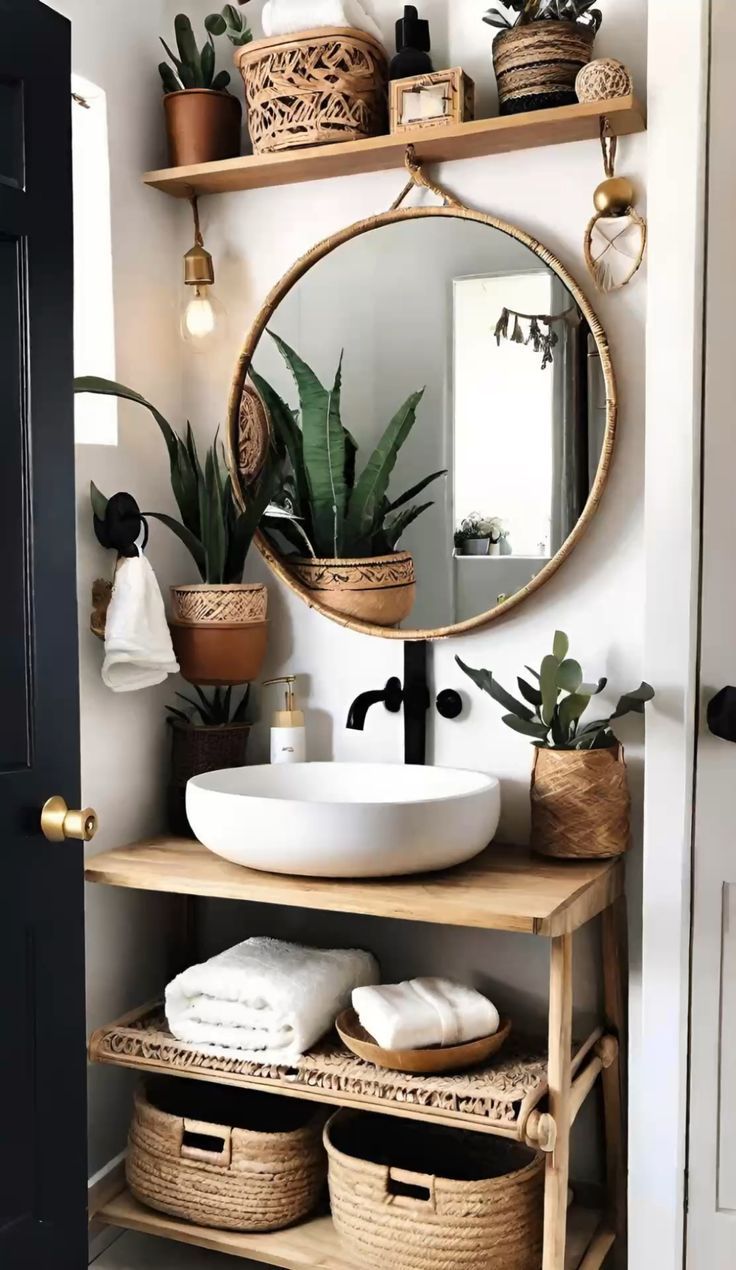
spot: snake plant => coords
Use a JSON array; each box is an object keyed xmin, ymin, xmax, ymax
[
  {"xmin": 158, "ymin": 12, "xmax": 235, "ymax": 94},
  {"xmin": 167, "ymin": 684, "xmax": 250, "ymax": 728},
  {"xmin": 483, "ymin": 0, "xmax": 603, "ymax": 31},
  {"xmin": 458, "ymin": 630, "xmax": 654, "ymax": 750},
  {"xmin": 250, "ymin": 332, "xmax": 446, "ymax": 559},
  {"xmin": 76, "ymin": 377, "xmax": 276, "ymax": 585}
]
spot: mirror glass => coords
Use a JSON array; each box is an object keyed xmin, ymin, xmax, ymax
[{"xmin": 245, "ymin": 214, "xmax": 611, "ymax": 634}]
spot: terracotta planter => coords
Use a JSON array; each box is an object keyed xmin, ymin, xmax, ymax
[
  {"xmin": 492, "ymin": 21, "xmax": 595, "ymax": 116},
  {"xmin": 290, "ymin": 552, "xmax": 416, "ymax": 628},
  {"xmin": 169, "ymin": 583, "xmax": 268, "ymax": 685},
  {"xmin": 163, "ymin": 89, "xmax": 242, "ymax": 167},
  {"xmin": 530, "ymin": 744, "xmax": 631, "ymax": 860},
  {"xmin": 169, "ymin": 719, "xmax": 251, "ymax": 836}
]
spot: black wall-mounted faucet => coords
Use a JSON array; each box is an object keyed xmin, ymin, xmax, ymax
[{"xmin": 346, "ymin": 641, "xmax": 462, "ymax": 765}]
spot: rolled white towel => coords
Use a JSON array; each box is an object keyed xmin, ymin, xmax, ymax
[
  {"xmin": 262, "ymin": 0, "xmax": 383, "ymax": 43},
  {"xmin": 166, "ymin": 936, "xmax": 379, "ymax": 1063},
  {"xmin": 352, "ymin": 977, "xmax": 500, "ymax": 1051}
]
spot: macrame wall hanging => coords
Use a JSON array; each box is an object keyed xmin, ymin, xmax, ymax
[
  {"xmin": 493, "ymin": 306, "xmax": 581, "ymax": 370},
  {"xmin": 584, "ymin": 120, "xmax": 647, "ymax": 293}
]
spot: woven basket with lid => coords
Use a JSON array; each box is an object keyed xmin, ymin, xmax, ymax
[
  {"xmin": 530, "ymin": 743, "xmax": 631, "ymax": 859},
  {"xmin": 325, "ymin": 1109, "xmax": 544, "ymax": 1270},
  {"xmin": 235, "ymin": 27, "xmax": 388, "ymax": 154},
  {"xmin": 127, "ymin": 1077, "xmax": 326, "ymax": 1232}
]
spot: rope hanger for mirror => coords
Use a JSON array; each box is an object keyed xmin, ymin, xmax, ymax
[{"xmin": 389, "ymin": 145, "xmax": 464, "ymax": 212}]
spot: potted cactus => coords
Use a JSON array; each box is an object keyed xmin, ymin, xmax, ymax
[
  {"xmin": 76, "ymin": 375, "xmax": 276, "ymax": 687},
  {"xmin": 458, "ymin": 630, "xmax": 654, "ymax": 859},
  {"xmin": 484, "ymin": 1, "xmax": 602, "ymax": 116},
  {"xmin": 167, "ymin": 685, "xmax": 251, "ymax": 835},
  {"xmin": 159, "ymin": 9, "xmax": 252, "ymax": 167},
  {"xmin": 250, "ymin": 333, "xmax": 446, "ymax": 629}
]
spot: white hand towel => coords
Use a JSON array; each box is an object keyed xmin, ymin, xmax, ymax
[
  {"xmin": 166, "ymin": 936, "xmax": 379, "ymax": 1064},
  {"xmin": 101, "ymin": 552, "xmax": 179, "ymax": 692},
  {"xmin": 261, "ymin": 0, "xmax": 383, "ymax": 43},
  {"xmin": 352, "ymin": 977, "xmax": 500, "ymax": 1051}
]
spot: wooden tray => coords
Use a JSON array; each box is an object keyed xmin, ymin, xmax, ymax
[{"xmin": 336, "ymin": 1009, "xmax": 512, "ymax": 1074}]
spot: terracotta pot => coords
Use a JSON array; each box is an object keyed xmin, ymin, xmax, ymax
[
  {"xmin": 163, "ymin": 89, "xmax": 242, "ymax": 167},
  {"xmin": 170, "ymin": 620, "xmax": 268, "ymax": 686},
  {"xmin": 492, "ymin": 20, "xmax": 595, "ymax": 116},
  {"xmin": 168, "ymin": 720, "xmax": 251, "ymax": 836},
  {"xmin": 530, "ymin": 744, "xmax": 631, "ymax": 860},
  {"xmin": 290, "ymin": 552, "xmax": 416, "ymax": 628}
]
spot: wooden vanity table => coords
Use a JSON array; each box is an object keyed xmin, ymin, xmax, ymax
[{"xmin": 86, "ymin": 840, "xmax": 626, "ymax": 1270}]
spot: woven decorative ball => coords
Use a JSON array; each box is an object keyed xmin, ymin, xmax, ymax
[{"xmin": 576, "ymin": 58, "xmax": 633, "ymax": 103}]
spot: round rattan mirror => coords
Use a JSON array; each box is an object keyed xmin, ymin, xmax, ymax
[{"xmin": 228, "ymin": 192, "xmax": 616, "ymax": 642}]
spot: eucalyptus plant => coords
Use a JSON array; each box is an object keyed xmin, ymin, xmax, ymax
[
  {"xmin": 250, "ymin": 332, "xmax": 446, "ymax": 560},
  {"xmin": 483, "ymin": 0, "xmax": 603, "ymax": 32},
  {"xmin": 158, "ymin": 12, "xmax": 236, "ymax": 95},
  {"xmin": 76, "ymin": 377, "xmax": 276, "ymax": 586},
  {"xmin": 457, "ymin": 630, "xmax": 654, "ymax": 750},
  {"xmin": 167, "ymin": 684, "xmax": 250, "ymax": 728}
]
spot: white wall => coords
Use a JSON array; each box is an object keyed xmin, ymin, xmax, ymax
[
  {"xmin": 50, "ymin": 0, "xmax": 194, "ymax": 1174},
  {"xmin": 179, "ymin": 0, "xmax": 649, "ymax": 1200}
]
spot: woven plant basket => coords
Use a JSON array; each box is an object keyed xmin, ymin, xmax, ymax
[
  {"xmin": 235, "ymin": 28, "xmax": 388, "ymax": 154},
  {"xmin": 530, "ymin": 743, "xmax": 631, "ymax": 860},
  {"xmin": 127, "ymin": 1078, "xmax": 326, "ymax": 1232},
  {"xmin": 290, "ymin": 551, "xmax": 416, "ymax": 628},
  {"xmin": 171, "ymin": 583, "xmax": 267, "ymax": 626},
  {"xmin": 168, "ymin": 720, "xmax": 251, "ymax": 837},
  {"xmin": 492, "ymin": 20, "xmax": 595, "ymax": 115},
  {"xmin": 325, "ymin": 1110, "xmax": 544, "ymax": 1270}
]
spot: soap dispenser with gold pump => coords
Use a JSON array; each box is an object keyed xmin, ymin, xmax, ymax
[{"xmin": 264, "ymin": 676, "xmax": 306, "ymax": 764}]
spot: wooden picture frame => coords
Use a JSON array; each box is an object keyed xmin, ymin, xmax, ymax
[{"xmin": 389, "ymin": 68, "xmax": 475, "ymax": 133}]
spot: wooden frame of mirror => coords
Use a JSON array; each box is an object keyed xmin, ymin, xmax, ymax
[{"xmin": 227, "ymin": 202, "xmax": 617, "ymax": 642}]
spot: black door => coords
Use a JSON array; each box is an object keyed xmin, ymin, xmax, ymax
[{"xmin": 0, "ymin": 1, "xmax": 87, "ymax": 1266}]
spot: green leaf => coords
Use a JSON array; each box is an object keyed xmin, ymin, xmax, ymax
[
  {"xmin": 502, "ymin": 714, "xmax": 550, "ymax": 740},
  {"xmin": 159, "ymin": 62, "xmax": 182, "ymax": 93},
  {"xmin": 383, "ymin": 501, "xmax": 434, "ymax": 551},
  {"xmin": 90, "ymin": 481, "xmax": 109, "ymax": 520},
  {"xmin": 525, "ymin": 666, "xmax": 541, "ymax": 682},
  {"xmin": 540, "ymin": 654, "xmax": 560, "ymax": 725},
  {"xmin": 204, "ymin": 447, "xmax": 227, "ymax": 583},
  {"xmin": 201, "ymin": 39, "xmax": 215, "ymax": 87},
  {"xmin": 268, "ymin": 333, "xmax": 345, "ymax": 557},
  {"xmin": 558, "ymin": 692, "xmax": 592, "ymax": 737},
  {"xmin": 580, "ymin": 677, "xmax": 607, "ymax": 696},
  {"xmin": 205, "ymin": 12, "xmax": 227, "ymax": 34},
  {"xmin": 456, "ymin": 657, "xmax": 534, "ymax": 721},
  {"xmin": 211, "ymin": 69, "xmax": 231, "ymax": 91},
  {"xmin": 517, "ymin": 677, "xmax": 542, "ymax": 708},
  {"xmin": 222, "ymin": 3, "xmax": 242, "ymax": 26},
  {"xmin": 144, "ymin": 512, "xmax": 207, "ymax": 578},
  {"xmin": 174, "ymin": 13, "xmax": 203, "ymax": 84},
  {"xmin": 557, "ymin": 658, "xmax": 583, "ymax": 693},
  {"xmin": 387, "ymin": 470, "xmax": 447, "ymax": 514},
  {"xmin": 249, "ymin": 371, "xmax": 310, "ymax": 524},
  {"xmin": 553, "ymin": 630, "xmax": 569, "ymax": 661},
  {"xmin": 160, "ymin": 36, "xmax": 184, "ymax": 72},
  {"xmin": 225, "ymin": 455, "xmax": 278, "ymax": 583},
  {"xmin": 612, "ymin": 682, "xmax": 655, "ymax": 719},
  {"xmin": 74, "ymin": 376, "xmax": 182, "ymax": 503},
  {"xmin": 346, "ymin": 388, "xmax": 425, "ymax": 548}
]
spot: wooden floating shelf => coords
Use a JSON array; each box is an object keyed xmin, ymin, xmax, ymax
[
  {"xmin": 143, "ymin": 95, "xmax": 645, "ymax": 198},
  {"xmin": 84, "ymin": 838, "xmax": 624, "ymax": 936},
  {"xmin": 98, "ymin": 1188, "xmax": 609, "ymax": 1270}
]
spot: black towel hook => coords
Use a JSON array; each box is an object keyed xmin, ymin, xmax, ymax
[{"xmin": 93, "ymin": 491, "xmax": 149, "ymax": 558}]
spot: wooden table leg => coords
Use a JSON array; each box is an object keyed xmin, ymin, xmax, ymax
[
  {"xmin": 601, "ymin": 894, "xmax": 628, "ymax": 1246},
  {"xmin": 543, "ymin": 932, "xmax": 574, "ymax": 1270}
]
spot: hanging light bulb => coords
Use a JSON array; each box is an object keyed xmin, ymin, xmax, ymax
[{"xmin": 179, "ymin": 195, "xmax": 227, "ymax": 350}]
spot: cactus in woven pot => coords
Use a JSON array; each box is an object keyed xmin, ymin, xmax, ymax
[
  {"xmin": 458, "ymin": 631, "xmax": 654, "ymax": 859},
  {"xmin": 484, "ymin": 2, "xmax": 603, "ymax": 116}
]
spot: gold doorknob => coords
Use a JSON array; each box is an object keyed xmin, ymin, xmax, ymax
[{"xmin": 41, "ymin": 796, "xmax": 99, "ymax": 843}]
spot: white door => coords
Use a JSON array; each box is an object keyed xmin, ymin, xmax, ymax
[{"xmin": 687, "ymin": 1, "xmax": 736, "ymax": 1263}]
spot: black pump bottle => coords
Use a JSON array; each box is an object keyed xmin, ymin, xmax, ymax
[{"xmin": 389, "ymin": 5, "xmax": 433, "ymax": 81}]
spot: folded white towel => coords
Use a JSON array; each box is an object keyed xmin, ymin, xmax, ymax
[
  {"xmin": 166, "ymin": 937, "xmax": 379, "ymax": 1064},
  {"xmin": 352, "ymin": 977, "xmax": 500, "ymax": 1051},
  {"xmin": 261, "ymin": 0, "xmax": 383, "ymax": 43},
  {"xmin": 101, "ymin": 552, "xmax": 179, "ymax": 692}
]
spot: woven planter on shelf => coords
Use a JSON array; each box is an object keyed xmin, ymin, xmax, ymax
[
  {"xmin": 235, "ymin": 27, "xmax": 388, "ymax": 154},
  {"xmin": 325, "ymin": 1109, "xmax": 544, "ymax": 1270},
  {"xmin": 127, "ymin": 1078, "xmax": 326, "ymax": 1232},
  {"xmin": 530, "ymin": 743, "xmax": 631, "ymax": 860},
  {"xmin": 492, "ymin": 20, "xmax": 595, "ymax": 115},
  {"xmin": 171, "ymin": 583, "xmax": 267, "ymax": 625},
  {"xmin": 168, "ymin": 720, "xmax": 251, "ymax": 837}
]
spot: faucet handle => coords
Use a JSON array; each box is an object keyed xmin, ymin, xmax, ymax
[
  {"xmin": 384, "ymin": 677, "xmax": 403, "ymax": 713},
  {"xmin": 436, "ymin": 689, "xmax": 463, "ymax": 720}
]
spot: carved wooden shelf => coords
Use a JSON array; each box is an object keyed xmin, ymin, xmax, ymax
[
  {"xmin": 97, "ymin": 1188, "xmax": 608, "ymax": 1270},
  {"xmin": 84, "ymin": 838, "xmax": 623, "ymax": 936},
  {"xmin": 143, "ymin": 95, "xmax": 645, "ymax": 198}
]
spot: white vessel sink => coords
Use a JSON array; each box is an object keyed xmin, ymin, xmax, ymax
[{"xmin": 187, "ymin": 762, "xmax": 501, "ymax": 879}]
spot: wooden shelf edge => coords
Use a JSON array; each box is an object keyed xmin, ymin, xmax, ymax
[
  {"xmin": 98, "ymin": 1187, "xmax": 604, "ymax": 1270},
  {"xmin": 143, "ymin": 95, "xmax": 646, "ymax": 198}
]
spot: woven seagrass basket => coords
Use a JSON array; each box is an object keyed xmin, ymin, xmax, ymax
[
  {"xmin": 325, "ymin": 1110, "xmax": 544, "ymax": 1270},
  {"xmin": 492, "ymin": 20, "xmax": 595, "ymax": 115},
  {"xmin": 127, "ymin": 1078, "xmax": 326, "ymax": 1232},
  {"xmin": 168, "ymin": 720, "xmax": 250, "ymax": 836},
  {"xmin": 235, "ymin": 27, "xmax": 388, "ymax": 154},
  {"xmin": 171, "ymin": 583, "xmax": 267, "ymax": 626},
  {"xmin": 530, "ymin": 743, "xmax": 632, "ymax": 859}
]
